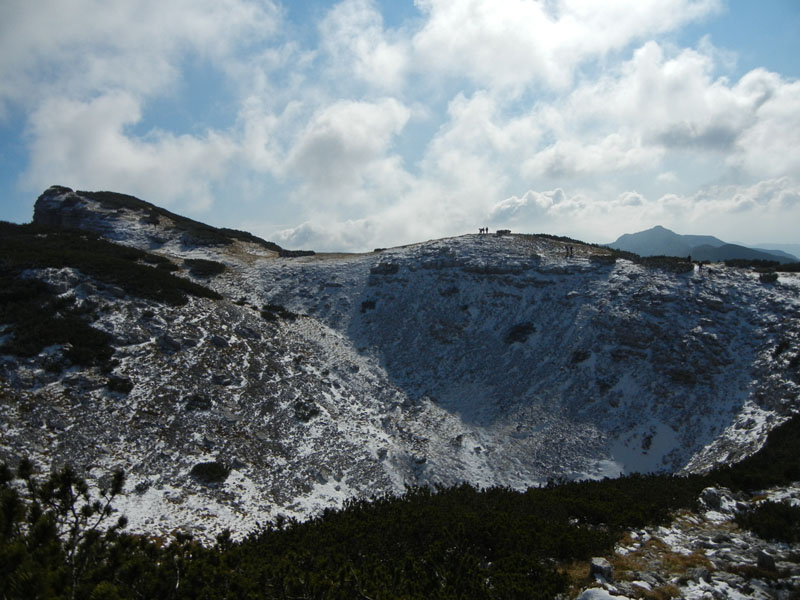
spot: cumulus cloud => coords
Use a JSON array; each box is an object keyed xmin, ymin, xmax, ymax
[
  {"xmin": 501, "ymin": 39, "xmax": 800, "ymax": 189},
  {"xmin": 284, "ymin": 98, "xmax": 411, "ymax": 201},
  {"xmin": 656, "ymin": 171, "xmax": 678, "ymax": 185},
  {"xmin": 273, "ymin": 218, "xmax": 379, "ymax": 252},
  {"xmin": 412, "ymin": 0, "xmax": 722, "ymax": 91},
  {"xmin": 319, "ymin": 0, "xmax": 409, "ymax": 91},
  {"xmin": 491, "ymin": 177, "xmax": 800, "ymax": 244},
  {"xmin": 523, "ymin": 132, "xmax": 663, "ymax": 179},
  {"xmin": 24, "ymin": 93, "xmax": 237, "ymax": 211},
  {"xmin": 2, "ymin": 0, "xmax": 281, "ymax": 213},
  {"xmin": 490, "ymin": 188, "xmax": 568, "ymax": 221},
  {"xmin": 730, "ymin": 70, "xmax": 800, "ymax": 177},
  {"xmin": 0, "ymin": 0, "xmax": 280, "ymax": 113},
  {"xmin": 424, "ymin": 92, "xmax": 541, "ymax": 180},
  {"xmin": 269, "ymin": 25, "xmax": 800, "ymax": 249}
]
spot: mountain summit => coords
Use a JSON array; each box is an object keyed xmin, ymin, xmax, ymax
[
  {"xmin": 1, "ymin": 187, "xmax": 798, "ymax": 541},
  {"xmin": 609, "ymin": 225, "xmax": 797, "ymax": 263}
]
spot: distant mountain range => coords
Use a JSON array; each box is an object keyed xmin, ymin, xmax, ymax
[
  {"xmin": 752, "ymin": 242, "xmax": 800, "ymax": 259},
  {"xmin": 608, "ymin": 225, "xmax": 798, "ymax": 263}
]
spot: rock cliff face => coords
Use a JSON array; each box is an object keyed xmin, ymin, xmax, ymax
[
  {"xmin": 1, "ymin": 186, "xmax": 798, "ymax": 541},
  {"xmin": 33, "ymin": 186, "xmax": 109, "ymax": 230},
  {"xmin": 32, "ymin": 186, "xmax": 184, "ymax": 244},
  {"xmin": 32, "ymin": 185, "xmax": 281, "ymax": 250}
]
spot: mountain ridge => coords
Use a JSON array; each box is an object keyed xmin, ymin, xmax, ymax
[{"xmin": 1, "ymin": 186, "xmax": 798, "ymax": 543}]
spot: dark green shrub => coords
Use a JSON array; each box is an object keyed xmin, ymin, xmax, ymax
[
  {"xmin": 776, "ymin": 262, "xmax": 800, "ymax": 272},
  {"xmin": 711, "ymin": 415, "xmax": 800, "ymax": 491},
  {"xmin": 0, "ymin": 274, "xmax": 114, "ymax": 367},
  {"xmin": 184, "ymin": 394, "xmax": 212, "ymax": 411},
  {"xmin": 106, "ymin": 376, "xmax": 133, "ymax": 394},
  {"xmin": 0, "ymin": 222, "xmax": 221, "ymax": 305},
  {"xmin": 724, "ymin": 258, "xmax": 780, "ymax": 269},
  {"xmin": 293, "ymin": 400, "xmax": 320, "ymax": 422},
  {"xmin": 638, "ymin": 255, "xmax": 694, "ymax": 273},
  {"xmin": 0, "ymin": 459, "xmax": 127, "ymax": 600},
  {"xmin": 439, "ymin": 285, "xmax": 459, "ymax": 297},
  {"xmin": 0, "ymin": 416, "xmax": 797, "ymax": 599},
  {"xmin": 183, "ymin": 258, "xmax": 226, "ymax": 278},
  {"xmin": 189, "ymin": 462, "xmax": 229, "ymax": 486},
  {"xmin": 570, "ymin": 349, "xmax": 591, "ymax": 364},
  {"xmin": 505, "ymin": 322, "xmax": 536, "ymax": 343},
  {"xmin": 0, "ymin": 222, "xmax": 225, "ymax": 366},
  {"xmin": 261, "ymin": 303, "xmax": 297, "ymax": 321},
  {"xmin": 370, "ymin": 262, "xmax": 399, "ymax": 275},
  {"xmin": 589, "ymin": 254, "xmax": 617, "ymax": 265},
  {"xmin": 735, "ymin": 501, "xmax": 800, "ymax": 542},
  {"xmin": 759, "ymin": 271, "xmax": 778, "ymax": 283},
  {"xmin": 141, "ymin": 254, "xmax": 179, "ymax": 272}
]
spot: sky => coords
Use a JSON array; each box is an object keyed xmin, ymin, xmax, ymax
[{"xmin": 1, "ymin": 0, "xmax": 799, "ymax": 252}]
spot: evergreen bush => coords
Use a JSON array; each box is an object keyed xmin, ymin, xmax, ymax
[
  {"xmin": 183, "ymin": 258, "xmax": 226, "ymax": 278},
  {"xmin": 735, "ymin": 501, "xmax": 800, "ymax": 543},
  {"xmin": 189, "ymin": 462, "xmax": 230, "ymax": 486}
]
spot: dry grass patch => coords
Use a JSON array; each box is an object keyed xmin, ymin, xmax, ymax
[
  {"xmin": 635, "ymin": 583, "xmax": 682, "ymax": 599},
  {"xmin": 609, "ymin": 536, "xmax": 713, "ymax": 583},
  {"xmin": 558, "ymin": 560, "xmax": 599, "ymax": 598},
  {"xmin": 729, "ymin": 564, "xmax": 783, "ymax": 581},
  {"xmin": 660, "ymin": 549, "xmax": 713, "ymax": 575}
]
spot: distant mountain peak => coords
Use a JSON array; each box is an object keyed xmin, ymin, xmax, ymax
[
  {"xmin": 609, "ymin": 225, "xmax": 690, "ymax": 257},
  {"xmin": 609, "ymin": 226, "xmax": 797, "ymax": 262}
]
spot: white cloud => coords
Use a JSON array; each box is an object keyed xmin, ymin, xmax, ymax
[
  {"xmin": 0, "ymin": 0, "xmax": 280, "ymax": 113},
  {"xmin": 284, "ymin": 98, "xmax": 412, "ymax": 202},
  {"xmin": 489, "ymin": 188, "xmax": 569, "ymax": 221},
  {"xmin": 24, "ymin": 93, "xmax": 237, "ymax": 211},
  {"xmin": 490, "ymin": 177, "xmax": 800, "ymax": 244},
  {"xmin": 273, "ymin": 218, "xmax": 379, "ymax": 251},
  {"xmin": 522, "ymin": 131, "xmax": 662, "ymax": 179},
  {"xmin": 729, "ymin": 70, "xmax": 800, "ymax": 177},
  {"xmin": 424, "ymin": 92, "xmax": 541, "ymax": 178},
  {"xmin": 508, "ymin": 39, "xmax": 800, "ymax": 186},
  {"xmin": 271, "ymin": 181, "xmax": 476, "ymax": 253},
  {"xmin": 2, "ymin": 0, "xmax": 284, "ymax": 213},
  {"xmin": 271, "ymin": 26, "xmax": 800, "ymax": 250},
  {"xmin": 319, "ymin": 0, "xmax": 409, "ymax": 91},
  {"xmin": 656, "ymin": 171, "xmax": 677, "ymax": 185},
  {"xmin": 412, "ymin": 0, "xmax": 722, "ymax": 91}
]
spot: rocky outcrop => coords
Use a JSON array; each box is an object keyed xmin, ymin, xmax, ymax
[
  {"xmin": 576, "ymin": 484, "xmax": 800, "ymax": 599},
  {"xmin": 33, "ymin": 186, "xmax": 109, "ymax": 231},
  {"xmin": 32, "ymin": 186, "xmax": 283, "ymax": 251},
  {"xmin": 32, "ymin": 185, "xmax": 170, "ymax": 245},
  {"xmin": 589, "ymin": 557, "xmax": 614, "ymax": 581}
]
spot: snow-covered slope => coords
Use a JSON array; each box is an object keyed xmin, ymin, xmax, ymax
[{"xmin": 1, "ymin": 186, "xmax": 799, "ymax": 541}]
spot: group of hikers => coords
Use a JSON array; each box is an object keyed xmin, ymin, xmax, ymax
[
  {"xmin": 478, "ymin": 227, "xmax": 512, "ymax": 236},
  {"xmin": 564, "ymin": 245, "xmax": 575, "ymax": 257}
]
